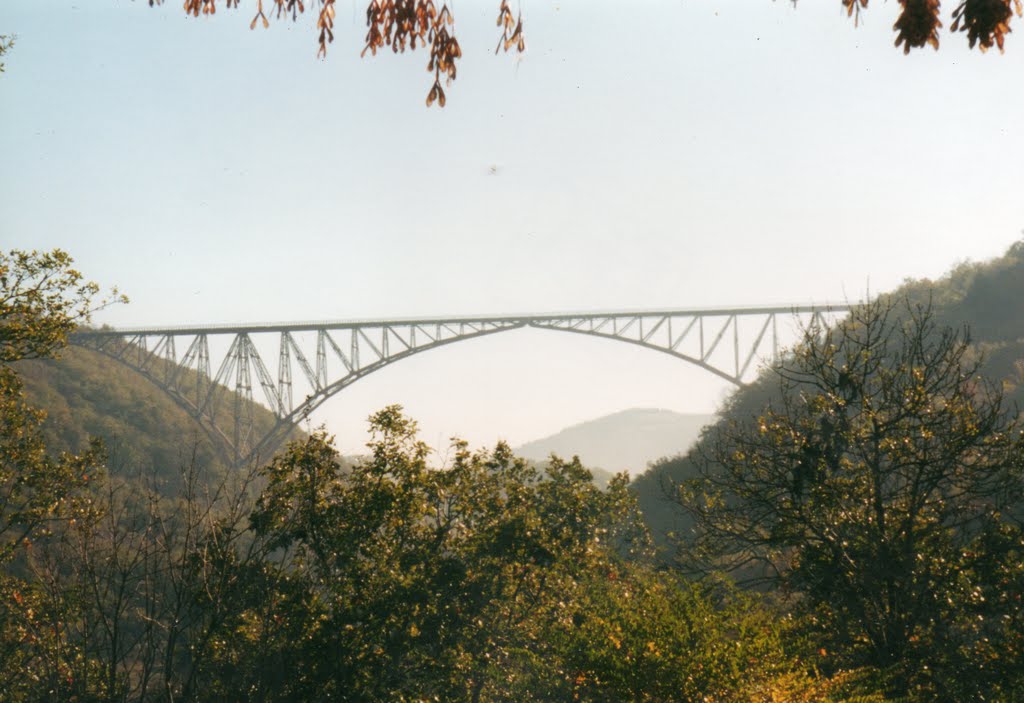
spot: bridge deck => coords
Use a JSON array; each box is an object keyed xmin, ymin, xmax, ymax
[
  {"xmin": 74, "ymin": 303, "xmax": 853, "ymax": 337},
  {"xmin": 70, "ymin": 304, "xmax": 855, "ymax": 464}
]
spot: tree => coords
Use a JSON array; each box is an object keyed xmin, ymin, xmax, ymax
[
  {"xmin": 246, "ymin": 408, "xmax": 649, "ymax": 702},
  {"xmin": 0, "ymin": 250, "xmax": 124, "ymax": 702},
  {"xmin": 676, "ymin": 297, "xmax": 1024, "ymax": 700},
  {"xmin": 244, "ymin": 410, "xmax": 863, "ymax": 703},
  {"xmin": 1, "ymin": 249, "xmax": 126, "ymax": 364},
  {"xmin": 548, "ymin": 566, "xmax": 853, "ymax": 703},
  {"xmin": 1, "ymin": 249, "xmax": 125, "ymax": 565}
]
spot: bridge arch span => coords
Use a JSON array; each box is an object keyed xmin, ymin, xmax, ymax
[{"xmin": 71, "ymin": 305, "xmax": 849, "ymax": 465}]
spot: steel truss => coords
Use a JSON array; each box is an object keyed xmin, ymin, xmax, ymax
[{"xmin": 71, "ymin": 305, "xmax": 850, "ymax": 465}]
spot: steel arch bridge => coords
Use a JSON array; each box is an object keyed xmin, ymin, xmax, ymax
[{"xmin": 70, "ymin": 304, "xmax": 851, "ymax": 465}]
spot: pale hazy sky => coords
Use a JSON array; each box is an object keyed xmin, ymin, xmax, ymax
[{"xmin": 3, "ymin": 1, "xmax": 1024, "ymax": 457}]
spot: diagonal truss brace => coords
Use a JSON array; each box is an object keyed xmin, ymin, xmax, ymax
[{"xmin": 70, "ymin": 304, "xmax": 850, "ymax": 466}]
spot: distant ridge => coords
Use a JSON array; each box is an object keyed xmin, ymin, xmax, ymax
[{"xmin": 514, "ymin": 408, "xmax": 717, "ymax": 476}]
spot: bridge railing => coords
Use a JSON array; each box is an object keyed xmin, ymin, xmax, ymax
[{"xmin": 71, "ymin": 304, "xmax": 853, "ymax": 465}]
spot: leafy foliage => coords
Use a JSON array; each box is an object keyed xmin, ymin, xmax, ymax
[
  {"xmin": 247, "ymin": 408, "xmax": 648, "ymax": 701},
  {"xmin": 676, "ymin": 297, "xmax": 1024, "ymax": 700},
  {"xmin": 0, "ymin": 250, "xmax": 116, "ymax": 567},
  {"xmin": 0, "ymin": 249, "xmax": 126, "ymax": 364},
  {"xmin": 554, "ymin": 570, "xmax": 778, "ymax": 702},
  {"xmin": 0, "ymin": 250, "xmax": 111, "ymax": 703},
  {"xmin": 0, "ymin": 367, "xmax": 101, "ymax": 567},
  {"xmin": 4, "ymin": 397, "xmax": 863, "ymax": 702}
]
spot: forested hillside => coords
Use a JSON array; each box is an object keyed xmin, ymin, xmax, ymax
[
  {"xmin": 633, "ymin": 240, "xmax": 1024, "ymax": 547},
  {"xmin": 7, "ymin": 246, "xmax": 1024, "ymax": 701},
  {"xmin": 606, "ymin": 243, "xmax": 1024, "ymax": 699},
  {"xmin": 13, "ymin": 344, "xmax": 294, "ymax": 482}
]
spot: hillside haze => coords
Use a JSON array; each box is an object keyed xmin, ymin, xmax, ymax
[
  {"xmin": 633, "ymin": 240, "xmax": 1024, "ymax": 550},
  {"xmin": 14, "ymin": 345, "xmax": 297, "ymax": 485},
  {"xmin": 515, "ymin": 408, "xmax": 716, "ymax": 476}
]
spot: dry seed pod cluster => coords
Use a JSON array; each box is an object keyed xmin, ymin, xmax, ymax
[
  {"xmin": 842, "ymin": 0, "xmax": 870, "ymax": 26},
  {"xmin": 249, "ymin": 0, "xmax": 269, "ymax": 29},
  {"xmin": 832, "ymin": 0, "xmax": 1023, "ymax": 52},
  {"xmin": 182, "ymin": 0, "xmax": 219, "ymax": 15},
  {"xmin": 271, "ymin": 0, "xmax": 306, "ymax": 21},
  {"xmin": 951, "ymin": 0, "xmax": 1023, "ymax": 51},
  {"xmin": 150, "ymin": 0, "xmax": 525, "ymax": 108},
  {"xmin": 426, "ymin": 6, "xmax": 460, "ymax": 107},
  {"xmin": 496, "ymin": 0, "xmax": 526, "ymax": 54},
  {"xmin": 152, "ymin": 0, "xmax": 1024, "ymax": 107},
  {"xmin": 362, "ymin": 0, "xmax": 436, "ymax": 55},
  {"xmin": 317, "ymin": 0, "xmax": 336, "ymax": 58},
  {"xmin": 362, "ymin": 1, "xmax": 463, "ymax": 106},
  {"xmin": 894, "ymin": 0, "xmax": 942, "ymax": 52}
]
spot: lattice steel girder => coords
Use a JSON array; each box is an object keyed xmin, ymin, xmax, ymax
[{"xmin": 70, "ymin": 304, "xmax": 851, "ymax": 465}]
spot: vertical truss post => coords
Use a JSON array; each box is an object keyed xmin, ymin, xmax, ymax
[
  {"xmin": 136, "ymin": 335, "xmax": 148, "ymax": 368},
  {"xmin": 316, "ymin": 331, "xmax": 327, "ymax": 388},
  {"xmin": 197, "ymin": 334, "xmax": 210, "ymax": 413},
  {"xmin": 772, "ymin": 314, "xmax": 779, "ymax": 363},
  {"xmin": 733, "ymin": 315, "xmax": 740, "ymax": 379},
  {"xmin": 171, "ymin": 336, "xmax": 199, "ymax": 396},
  {"xmin": 279, "ymin": 332, "xmax": 293, "ymax": 417},
  {"xmin": 234, "ymin": 338, "xmax": 254, "ymax": 464},
  {"xmin": 739, "ymin": 314, "xmax": 775, "ymax": 380},
  {"xmin": 162, "ymin": 335, "xmax": 177, "ymax": 385},
  {"xmin": 207, "ymin": 335, "xmax": 241, "ymax": 426}
]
